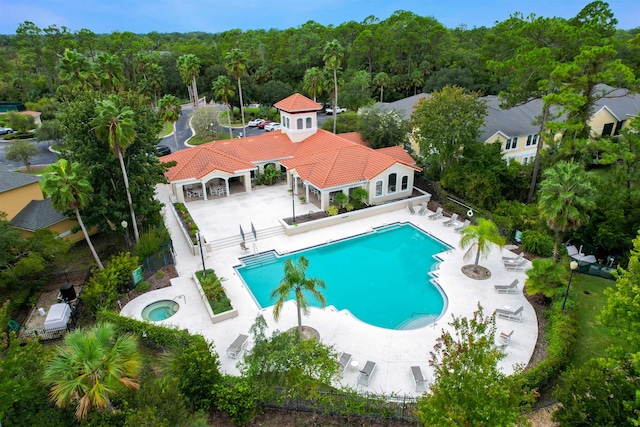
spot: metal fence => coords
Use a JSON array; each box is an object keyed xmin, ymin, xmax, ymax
[
  {"xmin": 260, "ymin": 389, "xmax": 419, "ymax": 424},
  {"xmin": 140, "ymin": 242, "xmax": 175, "ymax": 279}
]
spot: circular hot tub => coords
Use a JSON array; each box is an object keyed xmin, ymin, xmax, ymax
[{"xmin": 141, "ymin": 300, "xmax": 179, "ymax": 322}]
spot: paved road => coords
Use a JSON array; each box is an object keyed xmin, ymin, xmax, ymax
[
  {"xmin": 0, "ymin": 106, "xmax": 330, "ymax": 171},
  {"xmin": 0, "ymin": 139, "xmax": 58, "ymax": 172}
]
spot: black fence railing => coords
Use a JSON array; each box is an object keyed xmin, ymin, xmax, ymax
[
  {"xmin": 260, "ymin": 389, "xmax": 420, "ymax": 425},
  {"xmin": 140, "ymin": 242, "xmax": 175, "ymax": 279}
]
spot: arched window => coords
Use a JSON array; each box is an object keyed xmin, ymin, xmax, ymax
[
  {"xmin": 387, "ymin": 173, "xmax": 397, "ymax": 193},
  {"xmin": 297, "ymin": 118, "xmax": 303, "ymax": 129},
  {"xmin": 401, "ymin": 175, "xmax": 409, "ymax": 191},
  {"xmin": 306, "ymin": 117, "xmax": 312, "ymax": 128},
  {"xmin": 375, "ymin": 180, "xmax": 383, "ymax": 197}
]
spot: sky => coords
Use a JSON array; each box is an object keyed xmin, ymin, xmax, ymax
[{"xmin": 1, "ymin": 0, "xmax": 638, "ymax": 35}]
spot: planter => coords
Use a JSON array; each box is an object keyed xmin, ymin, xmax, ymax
[
  {"xmin": 168, "ymin": 198, "xmax": 200, "ymax": 256},
  {"xmin": 191, "ymin": 272, "xmax": 237, "ymax": 323},
  {"xmin": 280, "ymin": 191, "xmax": 431, "ymax": 235}
]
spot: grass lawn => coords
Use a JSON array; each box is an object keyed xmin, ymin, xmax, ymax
[
  {"xmin": 158, "ymin": 121, "xmax": 173, "ymax": 137},
  {"xmin": 189, "ymin": 132, "xmax": 232, "ymax": 145},
  {"xmin": 570, "ymin": 272, "xmax": 629, "ymax": 367}
]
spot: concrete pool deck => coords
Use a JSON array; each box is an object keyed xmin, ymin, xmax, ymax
[{"xmin": 122, "ymin": 183, "xmax": 537, "ymax": 397}]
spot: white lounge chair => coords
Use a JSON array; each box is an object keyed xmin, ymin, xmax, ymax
[
  {"xmin": 496, "ymin": 306, "xmax": 524, "ymax": 322},
  {"xmin": 357, "ymin": 360, "xmax": 377, "ymax": 386},
  {"xmin": 411, "ymin": 365, "xmax": 427, "ymax": 392},
  {"xmin": 338, "ymin": 352, "xmax": 352, "ymax": 377},
  {"xmin": 499, "ymin": 330, "xmax": 514, "ymax": 345},
  {"xmin": 504, "ymin": 258, "xmax": 527, "ymax": 271},
  {"xmin": 442, "ymin": 213, "xmax": 458, "ymax": 227},
  {"xmin": 417, "ymin": 202, "xmax": 429, "ymax": 215},
  {"xmin": 407, "ymin": 202, "xmax": 416, "ymax": 215},
  {"xmin": 494, "ymin": 279, "xmax": 519, "ymax": 294},
  {"xmin": 502, "ymin": 253, "xmax": 523, "ymax": 262},
  {"xmin": 226, "ymin": 334, "xmax": 249, "ymax": 358},
  {"xmin": 454, "ymin": 219, "xmax": 470, "ymax": 233},
  {"xmin": 428, "ymin": 207, "xmax": 443, "ymax": 220}
]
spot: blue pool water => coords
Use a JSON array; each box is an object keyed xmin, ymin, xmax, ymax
[{"xmin": 236, "ymin": 223, "xmax": 450, "ymax": 330}]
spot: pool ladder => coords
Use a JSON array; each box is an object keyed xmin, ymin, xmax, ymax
[
  {"xmin": 243, "ymin": 251, "xmax": 278, "ymax": 268},
  {"xmin": 173, "ymin": 295, "xmax": 186, "ymax": 305}
]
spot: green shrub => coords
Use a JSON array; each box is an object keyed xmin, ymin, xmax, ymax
[
  {"xmin": 98, "ymin": 310, "xmax": 196, "ymax": 350},
  {"xmin": 212, "ymin": 377, "xmax": 260, "ymax": 426},
  {"xmin": 521, "ymin": 295, "xmax": 578, "ymax": 391},
  {"xmin": 83, "ymin": 252, "xmax": 139, "ymax": 313},
  {"xmin": 346, "ymin": 203, "xmax": 354, "ymax": 212},
  {"xmin": 2, "ymin": 132, "xmax": 34, "ymax": 140},
  {"xmin": 326, "ymin": 205, "xmax": 338, "ymax": 216},
  {"xmin": 173, "ymin": 202, "xmax": 198, "ymax": 242},
  {"xmin": 350, "ymin": 188, "xmax": 369, "ymax": 208},
  {"xmin": 195, "ymin": 269, "xmax": 232, "ymax": 314},
  {"xmin": 521, "ymin": 230, "xmax": 555, "ymax": 257},
  {"xmin": 135, "ymin": 281, "xmax": 150, "ymax": 292},
  {"xmin": 136, "ymin": 226, "xmax": 170, "ymax": 259},
  {"xmin": 168, "ymin": 336, "xmax": 222, "ymax": 411},
  {"xmin": 255, "ymin": 164, "xmax": 282, "ymax": 186},
  {"xmin": 333, "ymin": 192, "xmax": 348, "ymax": 208}
]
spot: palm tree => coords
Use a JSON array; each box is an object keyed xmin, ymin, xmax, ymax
[
  {"xmin": 303, "ymin": 67, "xmax": 324, "ymax": 102},
  {"xmin": 94, "ymin": 52, "xmax": 124, "ymax": 93},
  {"xmin": 157, "ymin": 94, "xmax": 182, "ymax": 149},
  {"xmin": 538, "ymin": 160, "xmax": 596, "ymax": 263},
  {"xmin": 43, "ymin": 323, "xmax": 142, "ymax": 421},
  {"xmin": 58, "ymin": 48, "xmax": 92, "ymax": 92},
  {"xmin": 212, "ymin": 75, "xmax": 235, "ymax": 139},
  {"xmin": 525, "ymin": 258, "xmax": 565, "ymax": 297},
  {"xmin": 41, "ymin": 159, "xmax": 104, "ymax": 269},
  {"xmin": 176, "ymin": 54, "xmax": 201, "ymax": 108},
  {"xmin": 460, "ymin": 218, "xmax": 506, "ymax": 274},
  {"xmin": 91, "ymin": 98, "xmax": 140, "ymax": 244},
  {"xmin": 323, "ymin": 40, "xmax": 344, "ymax": 134},
  {"xmin": 225, "ymin": 48, "xmax": 248, "ymax": 132},
  {"xmin": 271, "ymin": 256, "xmax": 326, "ymax": 335},
  {"xmin": 373, "ymin": 72, "xmax": 390, "ymax": 102}
]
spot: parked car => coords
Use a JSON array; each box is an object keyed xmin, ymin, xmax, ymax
[
  {"xmin": 257, "ymin": 120, "xmax": 272, "ymax": 129},
  {"xmin": 0, "ymin": 127, "xmax": 13, "ymax": 135},
  {"xmin": 248, "ymin": 118, "xmax": 265, "ymax": 127},
  {"xmin": 264, "ymin": 122, "xmax": 281, "ymax": 132},
  {"xmin": 157, "ymin": 145, "xmax": 172, "ymax": 156},
  {"xmin": 325, "ymin": 106, "xmax": 346, "ymax": 115}
]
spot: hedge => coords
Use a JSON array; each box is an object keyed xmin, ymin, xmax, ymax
[{"xmin": 520, "ymin": 293, "xmax": 578, "ymax": 391}]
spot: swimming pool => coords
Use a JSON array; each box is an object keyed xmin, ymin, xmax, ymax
[{"xmin": 236, "ymin": 223, "xmax": 451, "ymax": 330}]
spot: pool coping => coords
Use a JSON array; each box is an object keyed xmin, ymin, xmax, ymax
[
  {"xmin": 233, "ymin": 221, "xmax": 452, "ymax": 330},
  {"xmin": 123, "ymin": 184, "xmax": 538, "ymax": 397}
]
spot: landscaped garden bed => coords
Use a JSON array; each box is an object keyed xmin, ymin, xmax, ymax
[
  {"xmin": 173, "ymin": 202, "xmax": 198, "ymax": 244},
  {"xmin": 193, "ymin": 269, "xmax": 237, "ymax": 323}
]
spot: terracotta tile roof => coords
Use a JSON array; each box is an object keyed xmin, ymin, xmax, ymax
[
  {"xmin": 274, "ymin": 94, "xmax": 322, "ymax": 112},
  {"xmin": 161, "ymin": 145, "xmax": 256, "ymax": 181},
  {"xmin": 283, "ymin": 140, "xmax": 420, "ymax": 189},
  {"xmin": 338, "ymin": 132, "xmax": 368, "ymax": 147},
  {"xmin": 162, "ymin": 122, "xmax": 421, "ymax": 189},
  {"xmin": 208, "ymin": 132, "xmax": 293, "ymax": 162},
  {"xmin": 376, "ymin": 146, "xmax": 418, "ymax": 167}
]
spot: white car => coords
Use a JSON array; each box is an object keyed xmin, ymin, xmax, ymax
[
  {"xmin": 248, "ymin": 118, "xmax": 265, "ymax": 127},
  {"xmin": 264, "ymin": 122, "xmax": 281, "ymax": 132},
  {"xmin": 0, "ymin": 127, "xmax": 13, "ymax": 135},
  {"xmin": 325, "ymin": 106, "xmax": 346, "ymax": 115}
]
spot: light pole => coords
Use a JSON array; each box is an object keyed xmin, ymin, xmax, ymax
[
  {"xmin": 121, "ymin": 220, "xmax": 130, "ymax": 252},
  {"xmin": 196, "ymin": 231, "xmax": 206, "ymax": 278},
  {"xmin": 562, "ymin": 260, "xmax": 579, "ymax": 310},
  {"xmin": 291, "ymin": 175, "xmax": 296, "ymax": 224}
]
